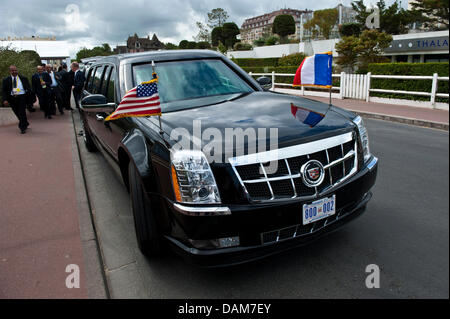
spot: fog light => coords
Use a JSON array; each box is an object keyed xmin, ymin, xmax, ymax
[{"xmin": 189, "ymin": 236, "xmax": 240, "ymax": 249}]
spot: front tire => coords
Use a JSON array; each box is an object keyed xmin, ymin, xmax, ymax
[
  {"xmin": 128, "ymin": 162, "xmax": 162, "ymax": 257},
  {"xmin": 82, "ymin": 119, "xmax": 98, "ymax": 152}
]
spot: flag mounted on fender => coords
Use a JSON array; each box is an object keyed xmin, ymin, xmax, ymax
[
  {"xmin": 105, "ymin": 76, "xmax": 161, "ymax": 121},
  {"xmin": 293, "ymin": 52, "xmax": 333, "ymax": 88}
]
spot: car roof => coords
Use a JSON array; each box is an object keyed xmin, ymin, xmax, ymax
[{"xmin": 90, "ymin": 49, "xmax": 225, "ymax": 65}]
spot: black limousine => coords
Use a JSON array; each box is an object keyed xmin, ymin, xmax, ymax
[{"xmin": 79, "ymin": 50, "xmax": 378, "ymax": 266}]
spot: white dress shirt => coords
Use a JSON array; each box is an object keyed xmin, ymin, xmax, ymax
[
  {"xmin": 49, "ymin": 71, "xmax": 58, "ymax": 87},
  {"xmin": 11, "ymin": 75, "xmax": 25, "ymax": 95}
]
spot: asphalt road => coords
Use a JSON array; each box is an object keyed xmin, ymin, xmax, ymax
[{"xmin": 74, "ymin": 112, "xmax": 449, "ymax": 299}]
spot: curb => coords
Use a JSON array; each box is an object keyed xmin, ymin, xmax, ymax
[
  {"xmin": 348, "ymin": 109, "xmax": 449, "ymax": 131},
  {"xmin": 0, "ymin": 108, "xmax": 19, "ymax": 126},
  {"xmin": 69, "ymin": 111, "xmax": 110, "ymax": 299}
]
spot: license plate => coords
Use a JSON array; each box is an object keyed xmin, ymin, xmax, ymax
[{"xmin": 302, "ymin": 195, "xmax": 336, "ymax": 225}]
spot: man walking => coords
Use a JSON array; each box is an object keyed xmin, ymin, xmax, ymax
[
  {"xmin": 58, "ymin": 63, "xmax": 73, "ymax": 110},
  {"xmin": 71, "ymin": 62, "xmax": 85, "ymax": 109},
  {"xmin": 2, "ymin": 65, "xmax": 31, "ymax": 134},
  {"xmin": 32, "ymin": 65, "xmax": 52, "ymax": 119},
  {"xmin": 46, "ymin": 64, "xmax": 64, "ymax": 115}
]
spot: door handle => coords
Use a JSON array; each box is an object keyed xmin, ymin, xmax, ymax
[{"xmin": 96, "ymin": 114, "xmax": 105, "ymax": 121}]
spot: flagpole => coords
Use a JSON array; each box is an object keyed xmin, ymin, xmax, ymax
[
  {"xmin": 152, "ymin": 60, "xmax": 163, "ymax": 135},
  {"xmin": 329, "ymin": 86, "xmax": 332, "ymax": 106}
]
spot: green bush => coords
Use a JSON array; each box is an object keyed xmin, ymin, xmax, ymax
[
  {"xmin": 243, "ymin": 65, "xmax": 339, "ymax": 88},
  {"xmin": 368, "ymin": 62, "xmax": 449, "ymax": 102},
  {"xmin": 233, "ymin": 42, "xmax": 253, "ymax": 51},
  {"xmin": 0, "ymin": 47, "xmax": 42, "ymax": 103},
  {"xmin": 231, "ymin": 58, "xmax": 279, "ymax": 67},
  {"xmin": 278, "ymin": 53, "xmax": 307, "ymax": 67},
  {"xmin": 265, "ymin": 36, "xmax": 279, "ymax": 46}
]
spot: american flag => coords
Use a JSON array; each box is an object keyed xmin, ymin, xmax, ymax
[{"xmin": 105, "ymin": 79, "xmax": 161, "ymax": 121}]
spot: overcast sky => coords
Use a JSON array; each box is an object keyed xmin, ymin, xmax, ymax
[{"xmin": 0, "ymin": 0, "xmax": 406, "ymax": 57}]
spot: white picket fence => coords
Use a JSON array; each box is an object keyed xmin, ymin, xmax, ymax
[{"xmin": 248, "ymin": 71, "xmax": 449, "ymax": 110}]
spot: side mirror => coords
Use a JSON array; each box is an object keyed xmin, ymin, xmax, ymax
[
  {"xmin": 256, "ymin": 76, "xmax": 272, "ymax": 91},
  {"xmin": 80, "ymin": 94, "xmax": 113, "ymax": 110}
]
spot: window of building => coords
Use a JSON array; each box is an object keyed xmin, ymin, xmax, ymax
[
  {"xmin": 396, "ymin": 55, "xmax": 408, "ymax": 63},
  {"xmin": 412, "ymin": 55, "xmax": 421, "ymax": 63},
  {"xmin": 425, "ymin": 54, "xmax": 449, "ymax": 62}
]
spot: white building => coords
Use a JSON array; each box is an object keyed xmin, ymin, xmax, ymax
[{"xmin": 0, "ymin": 39, "xmax": 71, "ymax": 67}]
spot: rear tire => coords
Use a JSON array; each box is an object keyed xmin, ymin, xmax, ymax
[
  {"xmin": 82, "ymin": 119, "xmax": 97, "ymax": 152},
  {"xmin": 128, "ymin": 162, "xmax": 162, "ymax": 257}
]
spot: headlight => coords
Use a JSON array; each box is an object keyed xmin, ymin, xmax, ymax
[
  {"xmin": 170, "ymin": 150, "xmax": 221, "ymax": 204},
  {"xmin": 353, "ymin": 116, "xmax": 371, "ymax": 162}
]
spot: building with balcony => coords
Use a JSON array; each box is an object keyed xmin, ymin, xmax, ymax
[{"xmin": 240, "ymin": 9, "xmax": 314, "ymax": 45}]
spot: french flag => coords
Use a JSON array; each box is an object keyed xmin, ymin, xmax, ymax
[
  {"xmin": 291, "ymin": 103, "xmax": 325, "ymax": 127},
  {"xmin": 293, "ymin": 52, "xmax": 333, "ymax": 88}
]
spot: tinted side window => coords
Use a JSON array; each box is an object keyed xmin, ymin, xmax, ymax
[
  {"xmin": 100, "ymin": 66, "xmax": 111, "ymax": 96},
  {"xmin": 92, "ymin": 66, "xmax": 104, "ymax": 94},
  {"xmin": 87, "ymin": 67, "xmax": 97, "ymax": 92},
  {"xmin": 105, "ymin": 67, "xmax": 116, "ymax": 103}
]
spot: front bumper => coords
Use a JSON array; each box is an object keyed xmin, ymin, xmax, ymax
[{"xmin": 162, "ymin": 156, "xmax": 378, "ymax": 267}]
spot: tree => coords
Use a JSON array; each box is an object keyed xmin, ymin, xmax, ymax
[
  {"xmin": 217, "ymin": 41, "xmax": 227, "ymax": 54},
  {"xmin": 410, "ymin": 0, "xmax": 449, "ymax": 29},
  {"xmin": 194, "ymin": 22, "xmax": 211, "ymax": 43},
  {"xmin": 196, "ymin": 41, "xmax": 211, "ymax": 49},
  {"xmin": 335, "ymin": 36, "xmax": 360, "ymax": 73},
  {"xmin": 272, "ymin": 15, "xmax": 296, "ymax": 43},
  {"xmin": 207, "ymin": 8, "xmax": 229, "ymax": 29},
  {"xmin": 351, "ymin": 0, "xmax": 416, "ymax": 35},
  {"xmin": 221, "ymin": 22, "xmax": 240, "ymax": 48},
  {"xmin": 355, "ymin": 29, "xmax": 392, "ymax": 71},
  {"xmin": 164, "ymin": 43, "xmax": 178, "ymax": 50},
  {"xmin": 178, "ymin": 40, "xmax": 189, "ymax": 49},
  {"xmin": 335, "ymin": 29, "xmax": 392, "ymax": 73},
  {"xmin": 187, "ymin": 41, "xmax": 197, "ymax": 49},
  {"xmin": 75, "ymin": 43, "xmax": 113, "ymax": 61},
  {"xmin": 303, "ymin": 8, "xmax": 338, "ymax": 39},
  {"xmin": 211, "ymin": 27, "xmax": 224, "ymax": 47},
  {"xmin": 339, "ymin": 23, "xmax": 361, "ymax": 37},
  {"xmin": 0, "ymin": 47, "xmax": 41, "ymax": 101}
]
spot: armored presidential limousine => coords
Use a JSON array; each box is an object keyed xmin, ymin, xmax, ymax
[{"xmin": 79, "ymin": 50, "xmax": 378, "ymax": 266}]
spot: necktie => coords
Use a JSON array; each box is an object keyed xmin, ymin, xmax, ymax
[{"xmin": 13, "ymin": 76, "xmax": 17, "ymax": 88}]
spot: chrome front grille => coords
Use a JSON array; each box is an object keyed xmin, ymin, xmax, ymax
[{"xmin": 229, "ymin": 132, "xmax": 358, "ymax": 202}]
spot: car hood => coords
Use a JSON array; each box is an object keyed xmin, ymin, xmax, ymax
[{"xmin": 143, "ymin": 91, "xmax": 356, "ymax": 163}]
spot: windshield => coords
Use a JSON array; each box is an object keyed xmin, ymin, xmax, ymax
[{"xmin": 132, "ymin": 59, "xmax": 254, "ymax": 111}]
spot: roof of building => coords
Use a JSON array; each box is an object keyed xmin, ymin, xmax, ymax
[{"xmin": 0, "ymin": 40, "xmax": 70, "ymax": 58}]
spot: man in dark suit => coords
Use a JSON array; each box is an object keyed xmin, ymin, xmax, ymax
[
  {"xmin": 46, "ymin": 64, "xmax": 65, "ymax": 115},
  {"xmin": 58, "ymin": 63, "xmax": 73, "ymax": 110},
  {"xmin": 71, "ymin": 62, "xmax": 85, "ymax": 109},
  {"xmin": 2, "ymin": 65, "xmax": 31, "ymax": 133},
  {"xmin": 32, "ymin": 65, "xmax": 53, "ymax": 119}
]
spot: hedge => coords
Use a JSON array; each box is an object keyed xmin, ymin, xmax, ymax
[
  {"xmin": 231, "ymin": 58, "xmax": 279, "ymax": 67},
  {"xmin": 243, "ymin": 66, "xmax": 340, "ymax": 88},
  {"xmin": 368, "ymin": 62, "xmax": 449, "ymax": 102}
]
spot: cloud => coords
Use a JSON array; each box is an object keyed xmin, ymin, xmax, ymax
[{"xmin": 0, "ymin": 0, "xmax": 405, "ymax": 57}]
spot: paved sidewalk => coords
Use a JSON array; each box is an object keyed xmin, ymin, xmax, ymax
[
  {"xmin": 275, "ymin": 88, "xmax": 449, "ymax": 130},
  {"xmin": 0, "ymin": 109, "xmax": 106, "ymax": 298}
]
